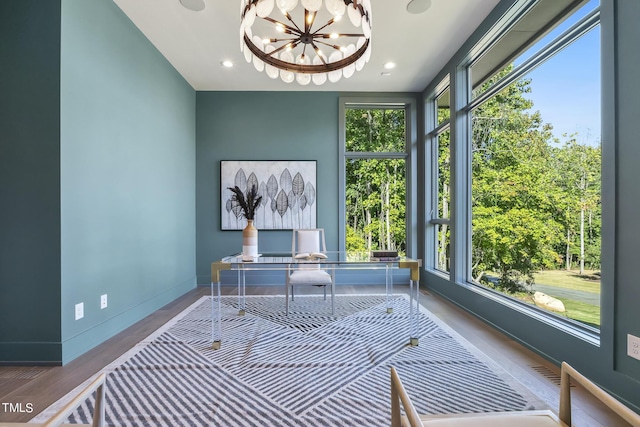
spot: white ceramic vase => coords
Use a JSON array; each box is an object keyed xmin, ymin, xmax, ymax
[{"xmin": 242, "ymin": 220, "xmax": 258, "ymax": 259}]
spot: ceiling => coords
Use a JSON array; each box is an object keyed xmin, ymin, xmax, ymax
[{"xmin": 112, "ymin": 0, "xmax": 501, "ymax": 92}]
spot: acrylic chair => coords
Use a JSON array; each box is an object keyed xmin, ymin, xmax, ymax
[
  {"xmin": 390, "ymin": 361, "xmax": 640, "ymax": 427},
  {"xmin": 285, "ymin": 229, "xmax": 335, "ymax": 316}
]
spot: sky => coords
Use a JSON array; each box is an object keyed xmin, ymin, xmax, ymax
[{"xmin": 515, "ymin": 0, "xmax": 601, "ymax": 146}]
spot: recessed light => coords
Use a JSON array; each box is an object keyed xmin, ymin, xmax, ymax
[
  {"xmin": 407, "ymin": 0, "xmax": 431, "ymax": 14},
  {"xmin": 221, "ymin": 60, "xmax": 234, "ymax": 68},
  {"xmin": 384, "ymin": 62, "xmax": 396, "ymax": 70},
  {"xmin": 179, "ymin": 0, "xmax": 205, "ymax": 12}
]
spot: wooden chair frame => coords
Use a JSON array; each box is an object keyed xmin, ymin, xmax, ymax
[
  {"xmin": 0, "ymin": 373, "xmax": 107, "ymax": 427},
  {"xmin": 391, "ymin": 362, "xmax": 640, "ymax": 427},
  {"xmin": 559, "ymin": 361, "xmax": 640, "ymax": 426}
]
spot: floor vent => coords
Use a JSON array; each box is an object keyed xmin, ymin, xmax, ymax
[
  {"xmin": 530, "ymin": 365, "xmax": 575, "ymax": 387},
  {"xmin": 531, "ymin": 366, "xmax": 560, "ymax": 386},
  {"xmin": 0, "ymin": 367, "xmax": 49, "ymax": 380}
]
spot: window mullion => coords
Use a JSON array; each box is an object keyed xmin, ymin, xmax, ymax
[
  {"xmin": 344, "ymin": 151, "xmax": 407, "ymax": 160},
  {"xmin": 451, "ymin": 64, "xmax": 472, "ymax": 285}
]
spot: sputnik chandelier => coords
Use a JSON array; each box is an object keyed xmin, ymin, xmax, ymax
[{"xmin": 240, "ymin": 0, "xmax": 373, "ymax": 85}]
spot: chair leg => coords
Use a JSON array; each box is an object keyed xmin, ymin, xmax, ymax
[
  {"xmin": 291, "ymin": 285, "xmax": 294, "ymax": 301},
  {"xmin": 323, "ymin": 285, "xmax": 327, "ymax": 300},
  {"xmin": 330, "ymin": 290, "xmax": 335, "ymax": 315},
  {"xmin": 285, "ymin": 268, "xmax": 290, "ymax": 316},
  {"xmin": 331, "ymin": 271, "xmax": 335, "ymax": 315},
  {"xmin": 391, "ymin": 368, "xmax": 402, "ymax": 427}
]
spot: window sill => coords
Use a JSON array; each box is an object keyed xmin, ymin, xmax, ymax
[{"xmin": 456, "ymin": 280, "xmax": 600, "ymax": 347}]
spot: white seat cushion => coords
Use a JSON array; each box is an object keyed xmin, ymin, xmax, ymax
[
  {"xmin": 417, "ymin": 410, "xmax": 563, "ymax": 427},
  {"xmin": 289, "ymin": 269, "xmax": 332, "ymax": 285}
]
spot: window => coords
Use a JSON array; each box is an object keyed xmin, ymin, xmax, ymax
[
  {"xmin": 425, "ymin": 0, "xmax": 602, "ymax": 332},
  {"xmin": 427, "ymin": 77, "xmax": 451, "ymax": 273},
  {"xmin": 436, "ymin": 86, "xmax": 451, "ymax": 126},
  {"xmin": 435, "ymin": 129, "xmax": 451, "ymax": 272},
  {"xmin": 343, "ymin": 105, "xmax": 409, "ymax": 254},
  {"xmin": 466, "ymin": 0, "xmax": 601, "ymax": 329}
]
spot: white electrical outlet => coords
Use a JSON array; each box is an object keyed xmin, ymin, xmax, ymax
[
  {"xmin": 628, "ymin": 334, "xmax": 640, "ymax": 361},
  {"xmin": 100, "ymin": 294, "xmax": 108, "ymax": 309},
  {"xmin": 75, "ymin": 302, "xmax": 84, "ymax": 320}
]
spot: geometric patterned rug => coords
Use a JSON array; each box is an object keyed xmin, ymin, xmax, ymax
[{"xmin": 33, "ymin": 294, "xmax": 546, "ymax": 426}]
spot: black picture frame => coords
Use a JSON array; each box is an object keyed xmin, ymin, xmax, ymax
[{"xmin": 221, "ymin": 160, "xmax": 317, "ymax": 230}]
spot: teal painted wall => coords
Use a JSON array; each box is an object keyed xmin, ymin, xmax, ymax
[
  {"xmin": 613, "ymin": 0, "xmax": 640, "ymax": 383},
  {"xmin": 420, "ymin": 0, "xmax": 640, "ymax": 410},
  {"xmin": 195, "ymin": 92, "xmax": 339, "ymax": 284},
  {"xmin": 59, "ymin": 0, "xmax": 196, "ymax": 363},
  {"xmin": 0, "ymin": 0, "xmax": 63, "ymax": 363}
]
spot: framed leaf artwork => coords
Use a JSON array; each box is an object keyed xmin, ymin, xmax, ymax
[{"xmin": 221, "ymin": 160, "xmax": 317, "ymax": 230}]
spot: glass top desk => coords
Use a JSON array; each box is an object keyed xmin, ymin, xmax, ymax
[{"xmin": 210, "ymin": 252, "xmax": 422, "ymax": 350}]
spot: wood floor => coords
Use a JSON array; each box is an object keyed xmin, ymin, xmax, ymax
[{"xmin": 0, "ymin": 285, "xmax": 630, "ymax": 425}]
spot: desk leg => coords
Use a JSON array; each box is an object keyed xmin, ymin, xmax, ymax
[
  {"xmin": 285, "ymin": 264, "xmax": 290, "ymax": 316},
  {"xmin": 331, "ymin": 268, "xmax": 335, "ymax": 316},
  {"xmin": 211, "ymin": 280, "xmax": 221, "ymax": 350},
  {"xmin": 409, "ymin": 279, "xmax": 419, "ymax": 346},
  {"xmin": 386, "ymin": 263, "xmax": 393, "ymax": 314},
  {"xmin": 239, "ymin": 266, "xmax": 246, "ymax": 316}
]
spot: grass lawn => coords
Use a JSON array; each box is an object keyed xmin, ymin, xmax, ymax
[
  {"xmin": 533, "ymin": 269, "xmax": 600, "ymax": 294},
  {"xmin": 514, "ymin": 292, "xmax": 601, "ymax": 328},
  {"xmin": 490, "ymin": 269, "xmax": 602, "ymax": 328},
  {"xmin": 556, "ymin": 297, "xmax": 600, "ymax": 328},
  {"xmin": 533, "ymin": 269, "xmax": 601, "ymax": 327}
]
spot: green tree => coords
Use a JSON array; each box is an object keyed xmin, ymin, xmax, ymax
[
  {"xmin": 345, "ymin": 109, "xmax": 406, "ymax": 253},
  {"xmin": 550, "ymin": 137, "xmax": 602, "ymax": 273},
  {"xmin": 469, "ymin": 66, "xmax": 602, "ymax": 292},
  {"xmin": 436, "ymin": 129, "xmax": 451, "ymax": 271},
  {"xmin": 471, "ymin": 73, "xmax": 564, "ymax": 291}
]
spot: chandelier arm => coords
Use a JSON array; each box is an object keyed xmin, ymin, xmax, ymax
[
  {"xmin": 266, "ymin": 40, "xmax": 301, "ymax": 57},
  {"xmin": 282, "ymin": 11, "xmax": 303, "ymax": 33},
  {"xmin": 312, "ymin": 40, "xmax": 344, "ymax": 51},
  {"xmin": 312, "ymin": 19, "xmax": 337, "ymax": 35},
  {"xmin": 315, "ymin": 33, "xmax": 365, "ymax": 38},
  {"xmin": 310, "ymin": 42, "xmax": 328, "ymax": 65},
  {"xmin": 262, "ymin": 16, "xmax": 302, "ymax": 36},
  {"xmin": 304, "ymin": 10, "xmax": 312, "ymax": 34},
  {"xmin": 244, "ymin": 33, "xmax": 369, "ymax": 74},
  {"xmin": 267, "ymin": 37, "xmax": 299, "ymax": 44}
]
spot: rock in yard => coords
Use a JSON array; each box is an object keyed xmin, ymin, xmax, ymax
[{"xmin": 534, "ymin": 291, "xmax": 566, "ymax": 312}]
